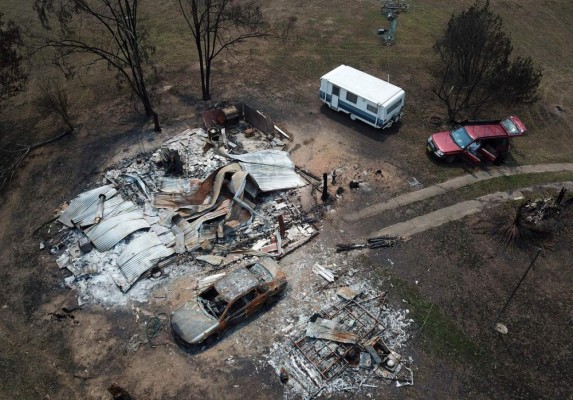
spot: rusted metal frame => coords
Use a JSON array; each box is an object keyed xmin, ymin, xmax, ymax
[
  {"xmin": 322, "ymin": 299, "xmax": 351, "ymax": 319},
  {"xmin": 315, "ymin": 341, "xmax": 349, "ymax": 380},
  {"xmin": 312, "ymin": 335, "xmax": 355, "ymax": 379},
  {"xmin": 343, "ymin": 306, "xmax": 380, "ymax": 341},
  {"xmin": 291, "ymin": 297, "xmax": 387, "ymax": 382},
  {"xmin": 322, "ymin": 299, "xmax": 384, "ymax": 345},
  {"xmin": 292, "ymin": 336, "xmax": 350, "ymax": 381},
  {"xmin": 348, "ymin": 300, "xmax": 386, "ymax": 329},
  {"xmin": 291, "ymin": 337, "xmax": 332, "ymax": 381}
]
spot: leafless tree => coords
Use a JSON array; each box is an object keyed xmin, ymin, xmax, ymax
[
  {"xmin": 0, "ymin": 13, "xmax": 27, "ymax": 108},
  {"xmin": 35, "ymin": 79, "xmax": 75, "ymax": 132},
  {"xmin": 33, "ymin": 0, "xmax": 162, "ymax": 131},
  {"xmin": 433, "ymin": 0, "xmax": 542, "ymax": 122},
  {"xmin": 178, "ymin": 0, "xmax": 295, "ymax": 101}
]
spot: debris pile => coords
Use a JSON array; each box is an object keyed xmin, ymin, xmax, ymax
[
  {"xmin": 50, "ymin": 106, "xmax": 319, "ymax": 305},
  {"xmin": 491, "ymin": 187, "xmax": 569, "ymax": 248},
  {"xmin": 522, "ymin": 188, "xmax": 566, "ymax": 224},
  {"xmin": 335, "ymin": 235, "xmax": 401, "ymax": 253},
  {"xmin": 267, "ymin": 285, "xmax": 414, "ymax": 398}
]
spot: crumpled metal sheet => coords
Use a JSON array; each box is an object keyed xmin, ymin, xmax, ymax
[
  {"xmin": 151, "ymin": 164, "xmax": 241, "ymax": 213},
  {"xmin": 227, "ymin": 150, "xmax": 306, "ymax": 192},
  {"xmin": 72, "ymin": 196, "xmax": 138, "ymax": 228},
  {"xmin": 173, "ymin": 198, "xmax": 232, "ymax": 251},
  {"xmin": 59, "ymin": 185, "xmax": 117, "ymax": 227},
  {"xmin": 156, "ymin": 177, "xmax": 201, "ymax": 194},
  {"xmin": 84, "ymin": 210, "xmax": 150, "ymax": 251},
  {"xmin": 117, "ymin": 232, "xmax": 175, "ymax": 289}
]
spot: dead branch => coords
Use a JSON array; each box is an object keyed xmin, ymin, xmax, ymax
[{"xmin": 0, "ymin": 129, "xmax": 73, "ymax": 192}]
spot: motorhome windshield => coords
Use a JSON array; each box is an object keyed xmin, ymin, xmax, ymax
[{"xmin": 450, "ymin": 127, "xmax": 473, "ymax": 149}]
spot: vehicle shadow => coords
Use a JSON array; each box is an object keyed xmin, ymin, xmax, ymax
[
  {"xmin": 425, "ymin": 147, "xmax": 519, "ymax": 175},
  {"xmin": 318, "ymin": 104, "xmax": 401, "ymax": 143},
  {"xmin": 172, "ymin": 289, "xmax": 288, "ymax": 355}
]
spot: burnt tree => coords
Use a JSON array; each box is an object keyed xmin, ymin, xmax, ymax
[
  {"xmin": 35, "ymin": 79, "xmax": 75, "ymax": 132},
  {"xmin": 178, "ymin": 0, "xmax": 295, "ymax": 101},
  {"xmin": 433, "ymin": 0, "xmax": 542, "ymax": 122},
  {"xmin": 33, "ymin": 0, "xmax": 161, "ymax": 131},
  {"xmin": 0, "ymin": 13, "xmax": 27, "ymax": 107}
]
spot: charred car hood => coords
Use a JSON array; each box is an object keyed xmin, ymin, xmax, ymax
[
  {"xmin": 171, "ymin": 300, "xmax": 219, "ymax": 344},
  {"xmin": 431, "ymin": 132, "xmax": 461, "ymax": 153}
]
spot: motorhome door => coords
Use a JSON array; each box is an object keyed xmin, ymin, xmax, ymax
[{"xmin": 331, "ymin": 85, "xmax": 340, "ymax": 109}]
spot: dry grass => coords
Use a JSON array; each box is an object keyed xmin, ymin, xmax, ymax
[{"xmin": 2, "ymin": 0, "xmax": 573, "ymax": 174}]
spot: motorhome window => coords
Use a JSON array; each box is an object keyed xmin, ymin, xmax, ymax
[
  {"xmin": 387, "ymin": 99, "xmax": 402, "ymax": 114},
  {"xmin": 367, "ymin": 104, "xmax": 378, "ymax": 113},
  {"xmin": 346, "ymin": 92, "xmax": 358, "ymax": 104},
  {"xmin": 332, "ymin": 86, "xmax": 340, "ymax": 96}
]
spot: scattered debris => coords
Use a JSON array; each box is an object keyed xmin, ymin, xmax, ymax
[
  {"xmin": 266, "ymin": 287, "xmax": 414, "ymax": 398},
  {"xmin": 313, "ymin": 264, "xmax": 336, "ymax": 282},
  {"xmin": 279, "ymin": 367, "xmax": 289, "ymax": 384},
  {"xmin": 489, "ymin": 189, "xmax": 570, "ymax": 248},
  {"xmin": 336, "ymin": 286, "xmax": 358, "ymax": 301},
  {"xmin": 408, "ymin": 177, "xmax": 421, "ymax": 187},
  {"xmin": 49, "ymin": 109, "xmax": 320, "ymax": 305},
  {"xmin": 336, "ymin": 235, "xmax": 402, "ymax": 252},
  {"xmin": 306, "ymin": 318, "xmax": 360, "ymax": 344},
  {"xmin": 196, "ymin": 272, "xmax": 227, "ymax": 292}
]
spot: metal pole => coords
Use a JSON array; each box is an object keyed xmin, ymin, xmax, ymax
[
  {"xmin": 496, "ymin": 247, "xmax": 542, "ymax": 322},
  {"xmin": 321, "ymin": 173, "xmax": 329, "ymax": 202}
]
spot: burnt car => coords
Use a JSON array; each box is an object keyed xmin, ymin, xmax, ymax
[
  {"xmin": 427, "ymin": 116, "xmax": 527, "ymax": 165},
  {"xmin": 171, "ymin": 258, "xmax": 287, "ymax": 346}
]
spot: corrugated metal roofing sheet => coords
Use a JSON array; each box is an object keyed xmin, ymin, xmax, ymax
[
  {"xmin": 118, "ymin": 232, "xmax": 175, "ymax": 289},
  {"xmin": 59, "ymin": 185, "xmax": 117, "ymax": 227},
  {"xmin": 157, "ymin": 177, "xmax": 200, "ymax": 194},
  {"xmin": 72, "ymin": 196, "xmax": 138, "ymax": 228},
  {"xmin": 228, "ymin": 150, "xmax": 306, "ymax": 192},
  {"xmin": 84, "ymin": 210, "xmax": 150, "ymax": 251},
  {"xmin": 117, "ymin": 232, "xmax": 162, "ymax": 266},
  {"xmin": 91, "ymin": 219, "xmax": 150, "ymax": 252}
]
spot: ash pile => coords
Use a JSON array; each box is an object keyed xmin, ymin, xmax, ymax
[
  {"xmin": 267, "ymin": 284, "xmax": 414, "ymax": 399},
  {"xmin": 51, "ymin": 105, "xmax": 318, "ymax": 305}
]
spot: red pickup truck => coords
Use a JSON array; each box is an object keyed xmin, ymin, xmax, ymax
[{"xmin": 427, "ymin": 116, "xmax": 527, "ymax": 165}]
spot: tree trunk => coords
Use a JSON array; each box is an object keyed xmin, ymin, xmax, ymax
[
  {"xmin": 152, "ymin": 111, "xmax": 161, "ymax": 132},
  {"xmin": 202, "ymin": 60, "xmax": 211, "ymax": 101},
  {"xmin": 141, "ymin": 96, "xmax": 161, "ymax": 132}
]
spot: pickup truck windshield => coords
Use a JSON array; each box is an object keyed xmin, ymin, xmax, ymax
[
  {"xmin": 450, "ymin": 127, "xmax": 473, "ymax": 149},
  {"xmin": 501, "ymin": 118, "xmax": 519, "ymax": 135}
]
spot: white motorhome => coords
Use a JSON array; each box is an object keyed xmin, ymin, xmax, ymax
[{"xmin": 319, "ymin": 65, "xmax": 405, "ymax": 129}]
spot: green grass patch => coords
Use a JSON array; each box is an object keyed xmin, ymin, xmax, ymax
[
  {"xmin": 388, "ymin": 274, "xmax": 485, "ymax": 363},
  {"xmin": 456, "ymin": 170, "xmax": 573, "ymax": 200}
]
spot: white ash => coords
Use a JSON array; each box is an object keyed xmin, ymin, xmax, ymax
[
  {"xmin": 265, "ymin": 282, "xmax": 414, "ymax": 399},
  {"xmin": 62, "ymin": 232, "xmax": 202, "ymax": 307}
]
